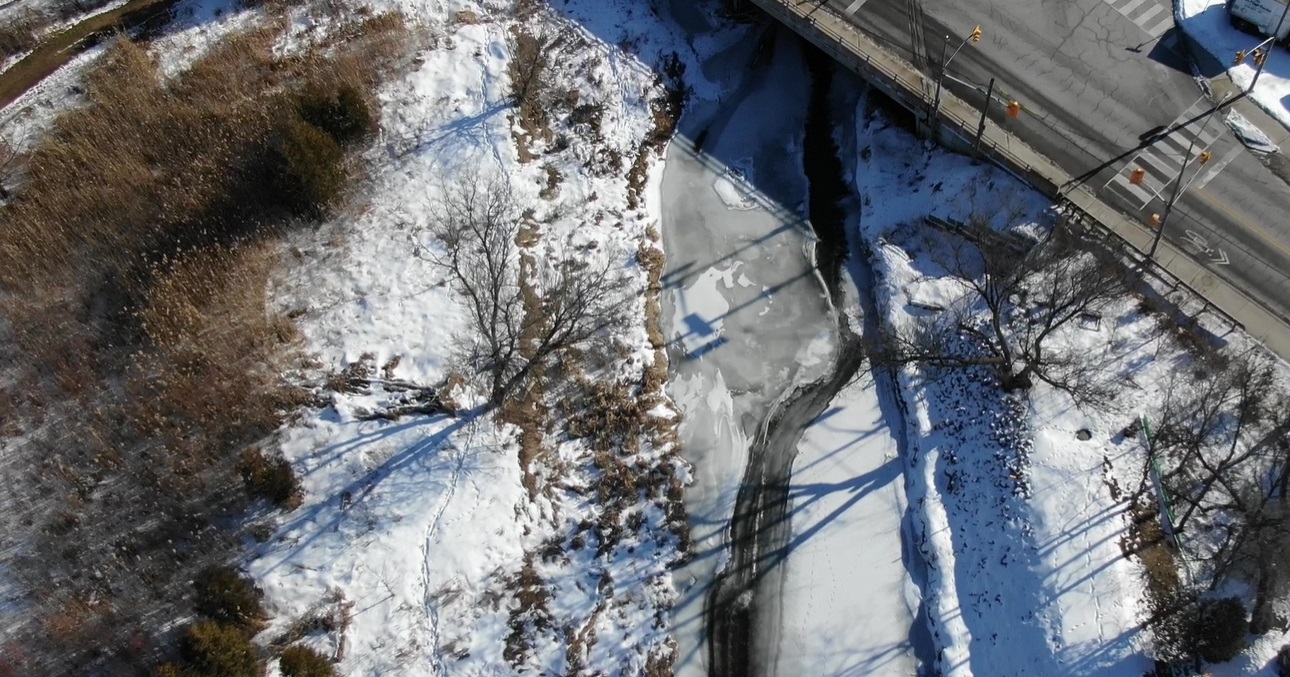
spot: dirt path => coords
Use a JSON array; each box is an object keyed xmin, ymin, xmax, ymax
[{"xmin": 0, "ymin": 0, "xmax": 176, "ymax": 110}]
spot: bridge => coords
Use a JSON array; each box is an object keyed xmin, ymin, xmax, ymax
[{"xmin": 728, "ymin": 0, "xmax": 1290, "ymax": 360}]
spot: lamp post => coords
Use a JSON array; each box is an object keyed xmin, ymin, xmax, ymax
[{"xmin": 929, "ymin": 25, "xmax": 982, "ymax": 133}]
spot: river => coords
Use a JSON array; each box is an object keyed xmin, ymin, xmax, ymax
[{"xmin": 659, "ymin": 10, "xmax": 928, "ymax": 677}]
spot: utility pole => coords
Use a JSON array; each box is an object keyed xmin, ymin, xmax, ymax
[
  {"xmin": 1244, "ymin": 34, "xmax": 1277, "ymax": 91},
  {"xmin": 972, "ymin": 77, "xmax": 995, "ymax": 160}
]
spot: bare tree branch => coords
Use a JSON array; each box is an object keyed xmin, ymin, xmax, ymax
[
  {"xmin": 417, "ymin": 174, "xmax": 632, "ymax": 406},
  {"xmin": 869, "ymin": 217, "xmax": 1133, "ymax": 405}
]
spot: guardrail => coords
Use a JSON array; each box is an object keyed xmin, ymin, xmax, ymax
[{"xmin": 750, "ymin": 0, "xmax": 1247, "ymax": 334}]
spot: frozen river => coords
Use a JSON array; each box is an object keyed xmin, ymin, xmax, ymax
[{"xmin": 659, "ymin": 8, "xmax": 924, "ymax": 676}]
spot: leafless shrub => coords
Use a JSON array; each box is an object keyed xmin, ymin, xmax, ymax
[
  {"xmin": 507, "ymin": 22, "xmax": 558, "ymax": 160},
  {"xmin": 1139, "ymin": 349, "xmax": 1290, "ymax": 638},
  {"xmin": 0, "ymin": 10, "xmax": 49, "ymax": 61},
  {"xmin": 0, "ymin": 11, "xmax": 411, "ymax": 673}
]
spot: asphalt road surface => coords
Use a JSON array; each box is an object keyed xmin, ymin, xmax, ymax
[{"xmin": 803, "ymin": 0, "xmax": 1290, "ymax": 325}]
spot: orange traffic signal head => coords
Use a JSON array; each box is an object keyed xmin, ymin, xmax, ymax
[
  {"xmin": 1254, "ymin": 49, "xmax": 1268, "ymax": 66},
  {"xmin": 1006, "ymin": 100, "xmax": 1021, "ymax": 118},
  {"xmin": 1198, "ymin": 150, "xmax": 1213, "ymax": 164},
  {"xmin": 1235, "ymin": 50, "xmax": 1247, "ymax": 65},
  {"xmin": 1149, "ymin": 213, "xmax": 1162, "ymax": 230},
  {"xmin": 1129, "ymin": 167, "xmax": 1146, "ymax": 185},
  {"xmin": 971, "ymin": 25, "xmax": 982, "ymax": 43}
]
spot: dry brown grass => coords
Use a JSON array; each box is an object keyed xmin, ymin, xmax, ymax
[
  {"xmin": 638, "ymin": 241, "xmax": 666, "ymax": 349},
  {"xmin": 507, "ymin": 24, "xmax": 554, "ymax": 163},
  {"xmin": 499, "ymin": 379, "xmax": 549, "ymax": 501},
  {"xmin": 626, "ymin": 56, "xmax": 685, "ymax": 210},
  {"xmin": 1126, "ymin": 503, "xmax": 1181, "ymax": 598},
  {"xmin": 0, "ymin": 9, "xmax": 412, "ymax": 673},
  {"xmin": 503, "ymin": 554, "xmax": 552, "ymax": 667}
]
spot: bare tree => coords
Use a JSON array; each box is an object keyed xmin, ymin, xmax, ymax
[
  {"xmin": 870, "ymin": 217, "xmax": 1134, "ymax": 404},
  {"xmin": 1150, "ymin": 352, "xmax": 1279, "ymax": 534},
  {"xmin": 417, "ymin": 175, "xmax": 632, "ymax": 406},
  {"xmin": 1141, "ymin": 349, "xmax": 1290, "ymax": 632}
]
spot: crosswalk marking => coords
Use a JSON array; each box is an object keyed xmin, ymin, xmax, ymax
[
  {"xmin": 1118, "ymin": 0, "xmax": 1148, "ymax": 16},
  {"xmin": 844, "ymin": 0, "xmax": 868, "ymax": 14},
  {"xmin": 1192, "ymin": 146, "xmax": 1243, "ymax": 191},
  {"xmin": 1107, "ymin": 98, "xmax": 1227, "ymax": 207},
  {"xmin": 1103, "ymin": 0, "xmax": 1175, "ymax": 37}
]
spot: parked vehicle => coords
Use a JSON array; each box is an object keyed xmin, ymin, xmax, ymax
[{"xmin": 1228, "ymin": 0, "xmax": 1290, "ymax": 42}]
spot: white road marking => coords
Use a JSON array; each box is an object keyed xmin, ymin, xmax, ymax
[
  {"xmin": 1181, "ymin": 230, "xmax": 1230, "ymax": 265},
  {"xmin": 1105, "ymin": 97, "xmax": 1227, "ymax": 207},
  {"xmin": 844, "ymin": 0, "xmax": 867, "ymax": 14},
  {"xmin": 1117, "ymin": 0, "xmax": 1148, "ymax": 16},
  {"xmin": 1104, "ymin": 0, "xmax": 1176, "ymax": 37},
  {"xmin": 1183, "ymin": 230, "xmax": 1209, "ymax": 250},
  {"xmin": 1192, "ymin": 146, "xmax": 1243, "ymax": 190}
]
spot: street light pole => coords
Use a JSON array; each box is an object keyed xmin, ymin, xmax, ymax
[
  {"xmin": 930, "ymin": 34, "xmax": 950, "ymax": 132},
  {"xmin": 972, "ymin": 77, "xmax": 996, "ymax": 159},
  {"xmin": 929, "ymin": 26, "xmax": 982, "ymax": 133}
]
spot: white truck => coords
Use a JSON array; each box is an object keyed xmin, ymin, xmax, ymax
[{"xmin": 1228, "ymin": 0, "xmax": 1290, "ymax": 42}]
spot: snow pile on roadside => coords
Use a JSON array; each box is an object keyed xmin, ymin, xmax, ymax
[
  {"xmin": 846, "ymin": 95, "xmax": 1159, "ymax": 675},
  {"xmin": 1178, "ymin": 0, "xmax": 1290, "ymax": 131},
  {"xmin": 1225, "ymin": 108, "xmax": 1280, "ymax": 153},
  {"xmin": 238, "ymin": 0, "xmax": 742, "ymax": 674}
]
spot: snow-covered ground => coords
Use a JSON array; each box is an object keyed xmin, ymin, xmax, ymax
[
  {"xmin": 241, "ymin": 0, "xmax": 753, "ymax": 673},
  {"xmin": 13, "ymin": 0, "xmax": 1290, "ymax": 669},
  {"xmin": 846, "ymin": 89, "xmax": 1157, "ymax": 675},
  {"xmin": 773, "ymin": 375, "xmax": 919, "ymax": 676},
  {"xmin": 1179, "ymin": 0, "xmax": 1290, "ymax": 131}
]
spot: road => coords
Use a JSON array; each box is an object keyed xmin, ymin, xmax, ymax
[{"xmin": 790, "ymin": 0, "xmax": 1290, "ymax": 325}]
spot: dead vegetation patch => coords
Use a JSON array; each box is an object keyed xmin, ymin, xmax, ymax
[
  {"xmin": 503, "ymin": 553, "xmax": 552, "ymax": 667},
  {"xmin": 0, "ymin": 7, "xmax": 411, "ymax": 673},
  {"xmin": 626, "ymin": 53, "xmax": 686, "ymax": 210},
  {"xmin": 0, "ymin": 10, "xmax": 49, "ymax": 62},
  {"xmin": 507, "ymin": 24, "xmax": 555, "ymax": 162}
]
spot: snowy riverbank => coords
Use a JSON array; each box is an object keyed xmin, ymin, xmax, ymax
[{"xmin": 846, "ymin": 92, "xmax": 1155, "ymax": 675}]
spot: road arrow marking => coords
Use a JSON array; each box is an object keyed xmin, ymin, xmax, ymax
[{"xmin": 1210, "ymin": 249, "xmax": 1229, "ymax": 265}]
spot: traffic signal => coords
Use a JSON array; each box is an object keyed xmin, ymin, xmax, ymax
[
  {"xmin": 1235, "ymin": 50, "xmax": 1247, "ymax": 65},
  {"xmin": 1149, "ymin": 213, "xmax": 1161, "ymax": 230},
  {"xmin": 1006, "ymin": 100, "xmax": 1021, "ymax": 118},
  {"xmin": 1129, "ymin": 167, "xmax": 1146, "ymax": 185},
  {"xmin": 970, "ymin": 25, "xmax": 982, "ymax": 44},
  {"xmin": 1254, "ymin": 49, "xmax": 1268, "ymax": 67},
  {"xmin": 1198, "ymin": 150, "xmax": 1213, "ymax": 164}
]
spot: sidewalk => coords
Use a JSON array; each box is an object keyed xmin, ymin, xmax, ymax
[{"xmin": 754, "ymin": 0, "xmax": 1290, "ymax": 362}]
